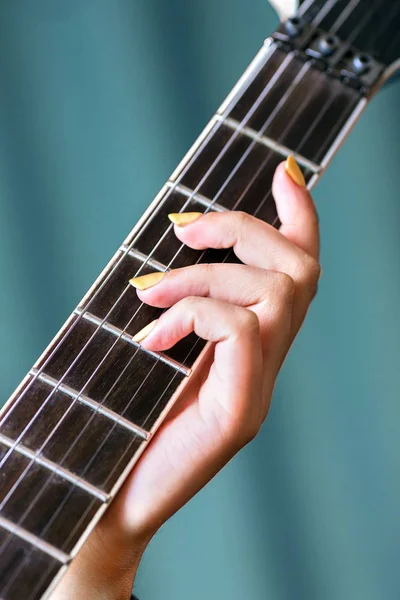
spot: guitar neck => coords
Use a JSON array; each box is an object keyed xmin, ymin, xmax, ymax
[{"xmin": 0, "ymin": 2, "xmax": 398, "ymax": 598}]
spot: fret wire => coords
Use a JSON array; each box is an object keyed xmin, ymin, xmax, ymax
[
  {"xmin": 50, "ymin": 64, "xmax": 353, "ymax": 531},
  {"xmin": 169, "ymin": 182, "xmax": 230, "ymax": 213},
  {"xmin": 0, "ymin": 63, "xmax": 354, "ymax": 540},
  {"xmin": 0, "ymin": 516, "xmax": 69, "ymax": 565},
  {"xmin": 0, "ymin": 48, "xmax": 296, "ymax": 462},
  {"xmin": 64, "ymin": 316, "xmax": 200, "ymax": 553},
  {"xmin": 126, "ymin": 61, "xmax": 313, "ymax": 297},
  {"xmin": 0, "ymin": 45, "xmax": 303, "ymax": 567},
  {"xmin": 10, "ymin": 345, "xmax": 188, "ymax": 589},
  {"xmin": 120, "ymin": 247, "xmax": 169, "ymax": 273},
  {"xmin": 162, "ymin": 81, "xmax": 363, "ymax": 382},
  {"xmin": 13, "ymin": 346, "xmax": 161, "ymax": 559},
  {"xmin": 0, "ymin": 434, "xmax": 110, "ymax": 503},
  {"xmin": 31, "ymin": 369, "xmax": 150, "ymax": 439},
  {"xmin": 0, "ymin": 23, "xmax": 364, "ymax": 572},
  {"xmin": 151, "ymin": 61, "xmax": 312, "ymax": 273},
  {"xmin": 0, "ymin": 47, "xmax": 298, "ymax": 491},
  {"xmin": 216, "ymin": 115, "xmax": 321, "ymax": 173},
  {"xmin": 77, "ymin": 309, "xmax": 190, "ymax": 375},
  {"xmin": 0, "ymin": 47, "xmax": 280, "ymax": 440}
]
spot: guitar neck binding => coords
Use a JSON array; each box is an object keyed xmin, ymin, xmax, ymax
[{"xmin": 272, "ymin": 17, "xmax": 385, "ymax": 96}]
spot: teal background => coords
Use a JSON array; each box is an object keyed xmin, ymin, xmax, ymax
[{"xmin": 1, "ymin": 1, "xmax": 400, "ymax": 598}]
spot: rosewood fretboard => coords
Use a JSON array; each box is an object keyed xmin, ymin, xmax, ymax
[{"xmin": 1, "ymin": 1, "xmax": 399, "ymax": 598}]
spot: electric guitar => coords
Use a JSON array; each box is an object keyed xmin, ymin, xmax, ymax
[{"xmin": 0, "ymin": 1, "xmax": 399, "ymax": 598}]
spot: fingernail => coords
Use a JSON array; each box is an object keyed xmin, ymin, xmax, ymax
[
  {"xmin": 168, "ymin": 212, "xmax": 203, "ymax": 226},
  {"xmin": 129, "ymin": 272, "xmax": 166, "ymax": 290},
  {"xmin": 132, "ymin": 319, "xmax": 158, "ymax": 343},
  {"xmin": 285, "ymin": 155, "xmax": 306, "ymax": 187}
]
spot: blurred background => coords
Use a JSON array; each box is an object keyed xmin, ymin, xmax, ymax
[{"xmin": 1, "ymin": 1, "xmax": 400, "ymax": 599}]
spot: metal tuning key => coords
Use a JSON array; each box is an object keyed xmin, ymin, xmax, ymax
[{"xmin": 273, "ymin": 19, "xmax": 385, "ymax": 95}]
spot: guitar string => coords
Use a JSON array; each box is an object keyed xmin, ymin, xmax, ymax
[
  {"xmin": 0, "ymin": 0, "xmax": 354, "ymax": 445},
  {"xmin": 0, "ymin": 39, "xmax": 279, "ymax": 437},
  {"xmin": 54, "ymin": 0, "xmax": 399, "ymax": 557},
  {"xmin": 0, "ymin": 54, "xmax": 334, "ymax": 568},
  {"xmin": 0, "ymin": 4, "xmax": 370, "ymax": 584},
  {"xmin": 0, "ymin": 0, "xmax": 370, "ymax": 556},
  {"xmin": 55, "ymin": 63, "xmax": 328, "ymax": 533},
  {"xmin": 0, "ymin": 0, "xmax": 372, "ymax": 573},
  {"xmin": 335, "ymin": 0, "xmax": 385, "ymax": 46},
  {"xmin": 168, "ymin": 84, "xmax": 346, "ymax": 404},
  {"xmin": 0, "ymin": 0, "xmax": 339, "ymax": 437},
  {"xmin": 307, "ymin": 0, "xmax": 343, "ymax": 27},
  {"xmin": 330, "ymin": 0, "xmax": 362, "ymax": 33},
  {"xmin": 0, "ymin": 55, "xmax": 311, "ymax": 534},
  {"xmin": 30, "ymin": 9, "xmax": 400, "ymax": 593},
  {"xmin": 367, "ymin": 1, "xmax": 400, "ymax": 53},
  {"xmin": 0, "ymin": 47, "xmax": 293, "ymax": 472},
  {"xmin": 385, "ymin": 26, "xmax": 400, "ymax": 59},
  {"xmin": 0, "ymin": 68, "xmax": 356, "ymax": 572},
  {"xmin": 0, "ymin": 46, "xmax": 304, "ymax": 560},
  {"xmin": 63, "ymin": 77, "xmax": 345, "ymax": 518}
]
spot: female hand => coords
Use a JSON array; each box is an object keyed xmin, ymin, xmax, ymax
[{"xmin": 52, "ymin": 158, "xmax": 321, "ymax": 599}]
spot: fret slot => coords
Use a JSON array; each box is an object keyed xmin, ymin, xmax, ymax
[
  {"xmin": 225, "ymin": 45, "xmax": 290, "ymax": 125},
  {"xmin": 121, "ymin": 247, "xmax": 169, "ymax": 272},
  {"xmin": 130, "ymin": 189, "xmax": 220, "ymax": 268},
  {"xmin": 79, "ymin": 310, "xmax": 190, "ymax": 375},
  {"xmin": 228, "ymin": 49, "xmax": 361, "ymax": 164},
  {"xmin": 178, "ymin": 124, "xmax": 312, "ymax": 224},
  {"xmin": 79, "ymin": 253, "xmax": 165, "ymax": 340},
  {"xmin": 0, "ymin": 521, "xmax": 64, "ymax": 600},
  {"xmin": 0, "ymin": 434, "xmax": 110, "ymax": 502},
  {"xmin": 0, "ymin": 443, "xmax": 101, "ymax": 554},
  {"xmin": 31, "ymin": 370, "xmax": 150, "ymax": 438},
  {"xmin": 35, "ymin": 320, "xmax": 186, "ymax": 432},
  {"xmin": 170, "ymin": 183, "xmax": 230, "ymax": 213},
  {"xmin": 0, "ymin": 377, "xmax": 146, "ymax": 493},
  {"xmin": 75, "ymin": 246, "xmax": 205, "ymax": 370},
  {"xmin": 218, "ymin": 115, "xmax": 321, "ymax": 173}
]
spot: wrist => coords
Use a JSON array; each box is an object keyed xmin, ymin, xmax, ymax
[{"xmin": 51, "ymin": 525, "xmax": 149, "ymax": 600}]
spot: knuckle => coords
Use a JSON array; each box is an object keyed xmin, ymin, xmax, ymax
[
  {"xmin": 276, "ymin": 272, "xmax": 296, "ymax": 300},
  {"xmin": 237, "ymin": 308, "xmax": 260, "ymax": 337},
  {"xmin": 303, "ymin": 256, "xmax": 322, "ymax": 299},
  {"xmin": 235, "ymin": 211, "xmax": 252, "ymax": 240},
  {"xmin": 296, "ymin": 254, "xmax": 321, "ymax": 300}
]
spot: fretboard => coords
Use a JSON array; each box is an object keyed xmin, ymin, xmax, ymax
[{"xmin": 0, "ymin": 1, "xmax": 397, "ymax": 598}]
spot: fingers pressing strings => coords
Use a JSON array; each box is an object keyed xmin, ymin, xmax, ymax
[{"xmin": 135, "ymin": 161, "xmax": 320, "ymax": 337}]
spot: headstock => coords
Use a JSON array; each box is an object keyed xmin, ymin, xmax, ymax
[{"xmin": 269, "ymin": 0, "xmax": 400, "ymax": 92}]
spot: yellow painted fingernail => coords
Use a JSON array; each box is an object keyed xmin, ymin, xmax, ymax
[
  {"xmin": 129, "ymin": 271, "xmax": 165, "ymax": 291},
  {"xmin": 168, "ymin": 212, "xmax": 203, "ymax": 226},
  {"xmin": 286, "ymin": 155, "xmax": 306, "ymax": 187},
  {"xmin": 131, "ymin": 319, "xmax": 158, "ymax": 343}
]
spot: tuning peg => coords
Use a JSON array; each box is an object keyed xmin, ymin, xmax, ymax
[{"xmin": 284, "ymin": 16, "xmax": 305, "ymax": 38}]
